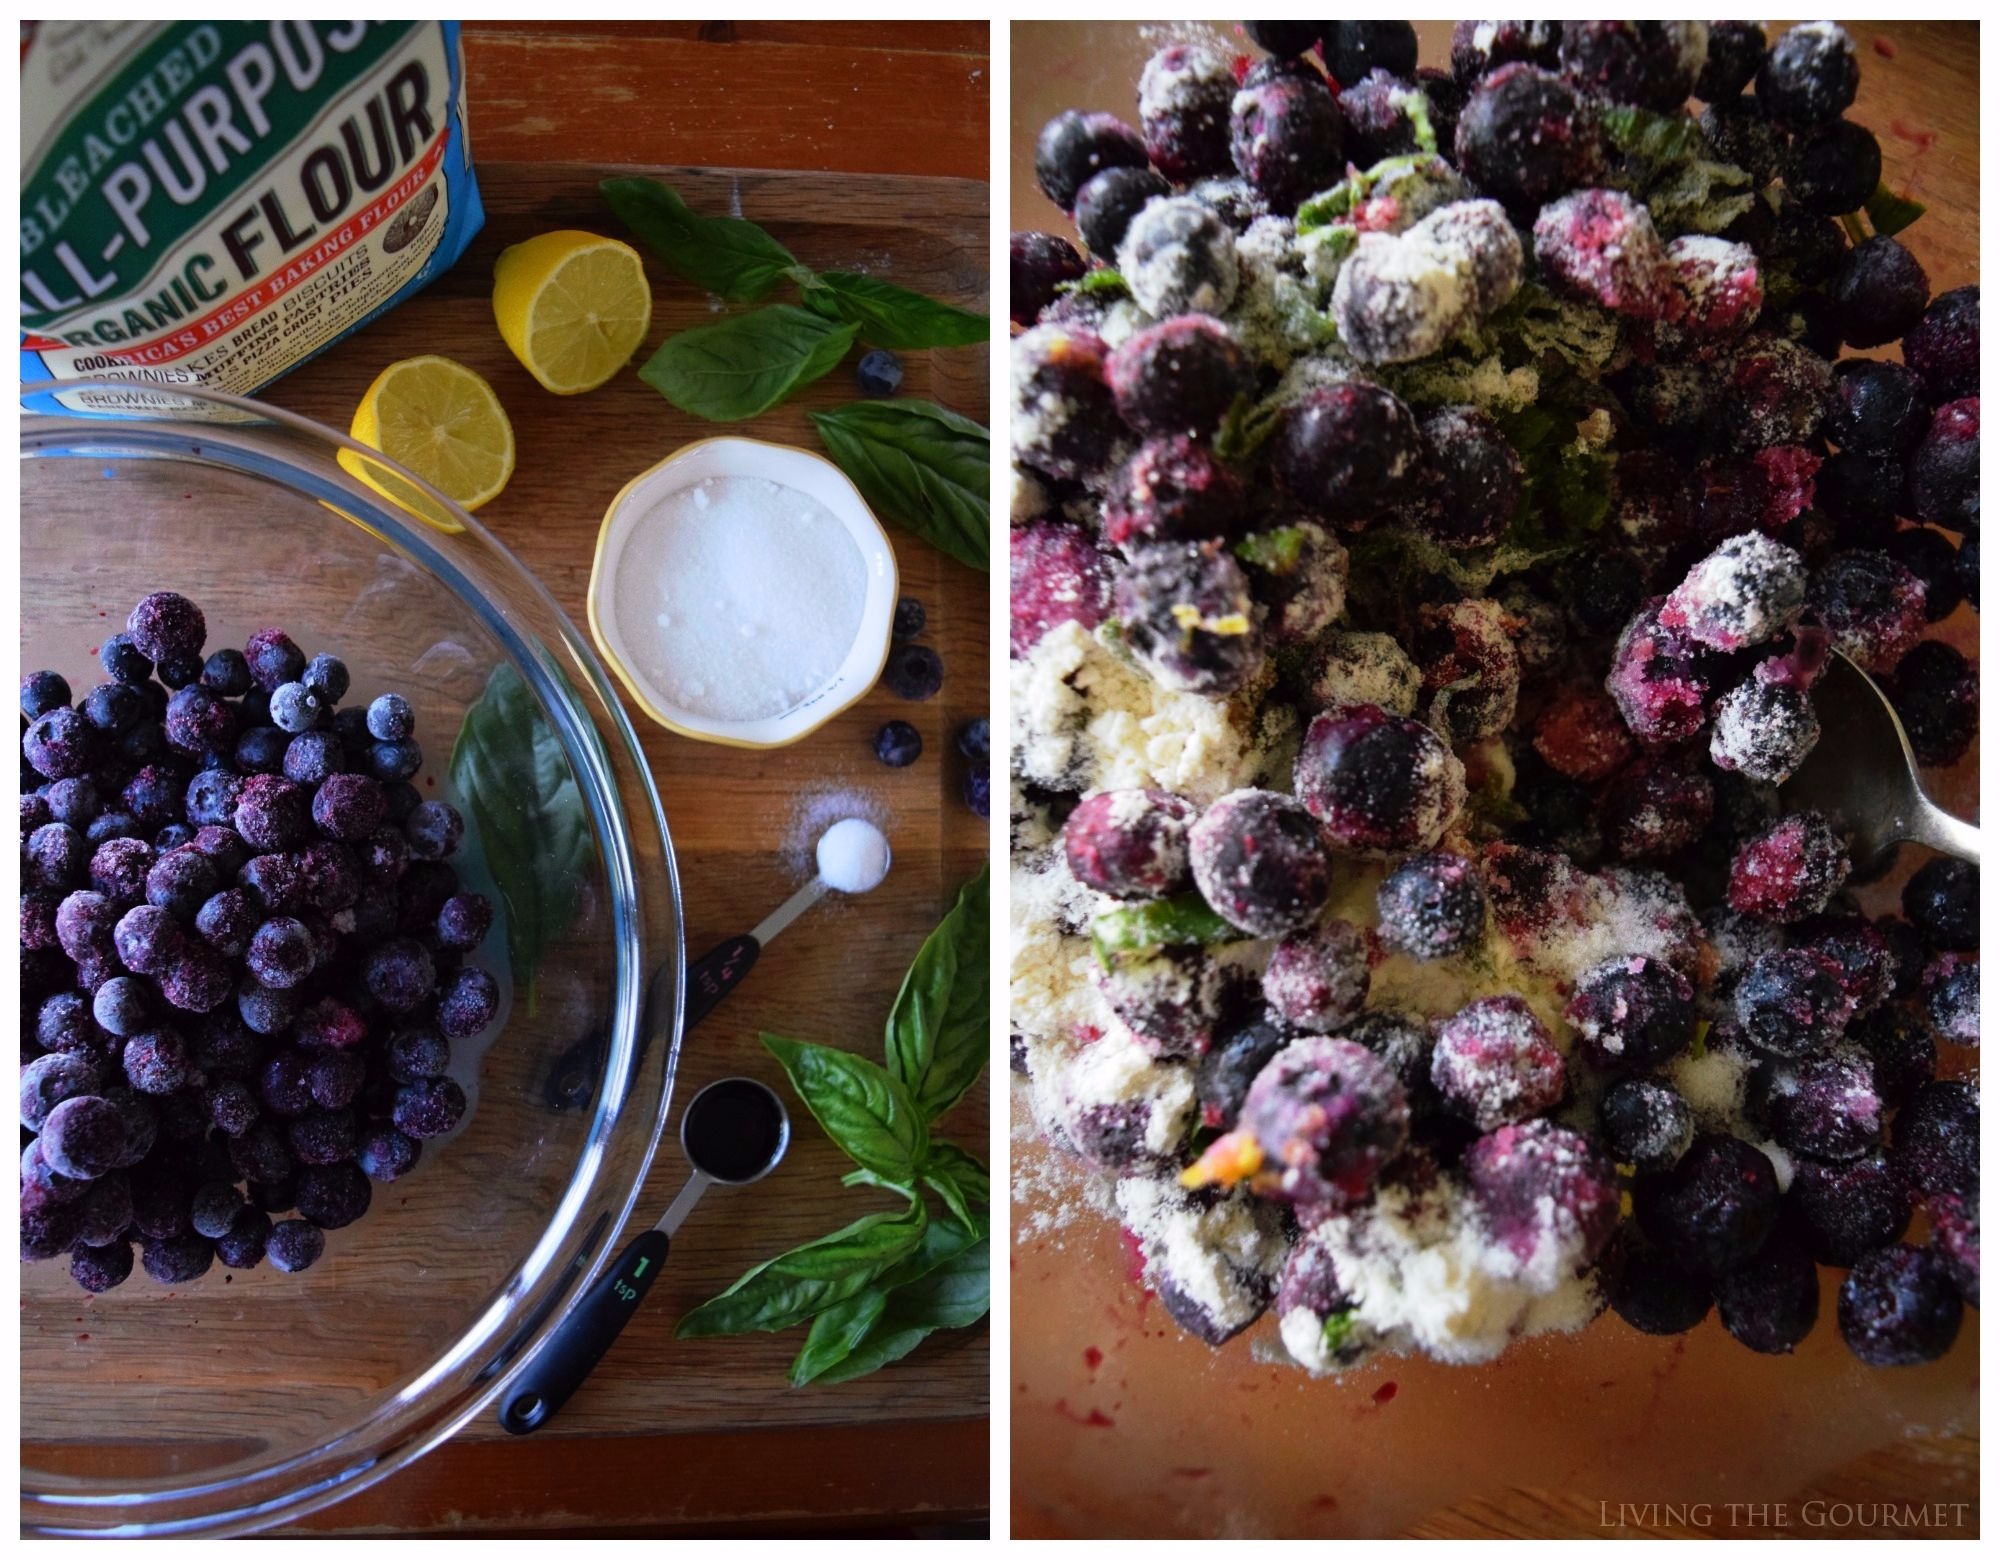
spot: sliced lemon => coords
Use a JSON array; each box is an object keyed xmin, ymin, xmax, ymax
[
  {"xmin": 342, "ymin": 355, "xmax": 516, "ymax": 529},
  {"xmin": 493, "ymin": 230, "xmax": 652, "ymax": 394}
]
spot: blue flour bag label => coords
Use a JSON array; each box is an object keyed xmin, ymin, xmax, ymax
[{"xmin": 21, "ymin": 21, "xmax": 483, "ymax": 415}]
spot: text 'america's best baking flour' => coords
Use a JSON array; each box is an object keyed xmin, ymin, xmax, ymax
[{"xmin": 21, "ymin": 20, "xmax": 483, "ymax": 416}]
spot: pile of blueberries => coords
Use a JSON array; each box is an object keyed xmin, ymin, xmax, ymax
[
  {"xmin": 874, "ymin": 594, "xmax": 991, "ymax": 817},
  {"xmin": 23, "ymin": 592, "xmax": 499, "ymax": 1292},
  {"xmin": 1011, "ymin": 21, "xmax": 1978, "ymax": 1368}
]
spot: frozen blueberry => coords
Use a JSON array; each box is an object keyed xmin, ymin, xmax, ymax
[
  {"xmin": 392, "ymin": 1075, "xmax": 467, "ymax": 1140},
  {"xmin": 1107, "ymin": 314, "xmax": 1255, "ymax": 442},
  {"xmin": 1903, "ymin": 284, "xmax": 1979, "ymax": 404},
  {"xmin": 1927, "ymin": 1191, "xmax": 1979, "ymax": 1308},
  {"xmin": 1102, "ymin": 434, "xmax": 1246, "ymax": 550},
  {"xmin": 54, "ymin": 887, "xmax": 116, "ymax": 960},
  {"xmin": 1608, "ymin": 1231, "xmax": 1715, "ymax": 1336},
  {"xmin": 1455, "ymin": 64, "xmax": 1599, "ymax": 216},
  {"xmin": 891, "ymin": 596, "xmax": 926, "ymax": 644},
  {"xmin": 1235, "ymin": 1035, "xmax": 1408, "ymax": 1208},
  {"xmin": 1768, "ymin": 1046, "xmax": 1885, "ymax": 1161},
  {"xmin": 1599, "ymin": 1076, "xmax": 1695, "ymax": 1174},
  {"xmin": 189, "ymin": 1181, "xmax": 246, "ymax": 1240},
  {"xmin": 126, "ymin": 591, "xmax": 206, "ymax": 664},
  {"xmin": 1118, "ymin": 193, "xmax": 1241, "ymax": 317},
  {"xmin": 206, "ymin": 1079, "xmax": 260, "ymax": 1137},
  {"xmin": 1885, "ymin": 529, "xmax": 1964, "ymax": 622},
  {"xmin": 188, "ymin": 889, "xmax": 254, "ymax": 959},
  {"xmin": 1715, "ymin": 1230, "xmax": 1822, "ymax": 1354},
  {"xmin": 68, "ymin": 1234, "xmax": 135, "ymax": 1292},
  {"xmin": 1096, "ymin": 946, "xmax": 1222, "ymax": 1059},
  {"xmin": 123, "ymin": 1028, "xmax": 195, "ymax": 1095},
  {"xmin": 242, "ymin": 915, "xmax": 313, "ymax": 990},
  {"xmin": 146, "ymin": 846, "xmax": 218, "ymax": 917},
  {"xmin": 1188, "ymin": 788, "xmax": 1330, "ymax": 939},
  {"xmin": 78, "ymin": 683, "xmax": 142, "ymax": 737},
  {"xmin": 1565, "ymin": 954, "xmax": 1696, "ymax": 1073},
  {"xmin": 266, "ymin": 1217, "xmax": 326, "ymax": 1272},
  {"xmin": 360, "ymin": 691, "xmax": 414, "ymax": 744},
  {"xmin": 1271, "ymin": 383, "xmax": 1422, "ymax": 527},
  {"xmin": 1734, "ymin": 945, "xmax": 1850, "ymax": 1058},
  {"xmin": 434, "ymin": 892, "xmax": 493, "ymax": 951},
  {"xmin": 197, "ymin": 648, "xmax": 251, "ymax": 697},
  {"xmin": 1906, "ymin": 398, "xmax": 1979, "ymax": 535},
  {"xmin": 1923, "ymin": 954, "xmax": 1978, "ymax": 1046},
  {"xmin": 1902, "ymin": 857, "xmax": 1978, "ymax": 953},
  {"xmin": 1808, "ymin": 549, "xmax": 1929, "ymax": 672},
  {"xmin": 258, "ymin": 1051, "xmax": 314, "ymax": 1119},
  {"xmin": 1789, "ymin": 1148, "xmax": 1913, "ymax": 1267},
  {"xmin": 1294, "ymin": 704, "xmax": 1463, "ymax": 855},
  {"xmin": 437, "ymin": 967, "xmax": 500, "ymax": 1039},
  {"xmin": 24, "ymin": 821, "xmax": 85, "ymax": 889},
  {"xmin": 882, "ymin": 643, "xmax": 945, "ymax": 703},
  {"xmin": 1892, "ymin": 1078, "xmax": 1978, "ymax": 1200},
  {"xmin": 214, "ymin": 1208, "xmax": 272, "ymax": 1270},
  {"xmin": 1838, "ymin": 1242, "xmax": 1963, "ymax": 1365},
  {"xmin": 21, "ymin": 669, "xmax": 71, "ymax": 720},
  {"xmin": 1228, "ymin": 74, "xmax": 1342, "ymax": 216},
  {"xmin": 1075, "ymin": 164, "xmax": 1170, "ymax": 259},
  {"xmin": 99, "ymin": 633, "xmax": 153, "ymax": 685},
  {"xmin": 1115, "ymin": 540, "xmax": 1264, "ymax": 695},
  {"xmin": 268, "ymin": 681, "xmax": 324, "ymax": 735},
  {"xmin": 1828, "ymin": 235, "xmax": 1931, "ymax": 350},
  {"xmin": 387, "ymin": 1028, "xmax": 451, "ymax": 1085},
  {"xmin": 22, "ymin": 1051, "xmax": 104, "ymax": 1132},
  {"xmin": 137, "ymin": 1232, "xmax": 213, "ymax": 1286},
  {"xmin": 1062, "ymin": 789, "xmax": 1197, "ymax": 900},
  {"xmin": 239, "ymin": 851, "xmax": 307, "ymax": 915},
  {"xmin": 237, "ymin": 974, "xmax": 302, "ymax": 1037},
  {"xmin": 1404, "ymin": 406, "xmax": 1525, "ymax": 551},
  {"xmin": 1034, "ymin": 109, "xmax": 1149, "ymax": 213},
  {"xmin": 233, "ymin": 724, "xmax": 290, "ymax": 775},
  {"xmin": 33, "ymin": 992, "xmax": 94, "ymax": 1053},
  {"xmin": 1375, "ymin": 852, "xmax": 1486, "ymax": 963},
  {"xmin": 363, "ymin": 938, "xmax": 435, "ymax": 1013},
  {"xmin": 244, "ymin": 629, "xmax": 306, "ymax": 693},
  {"xmin": 1783, "ymin": 118, "xmax": 1882, "ymax": 217},
  {"xmin": 306, "ymin": 1050, "xmax": 365, "ymax": 1112},
  {"xmin": 1430, "ymin": 995, "xmax": 1566, "ymax": 1131},
  {"xmin": 90, "ymin": 974, "xmax": 151, "ymax": 1039},
  {"xmin": 36, "ymin": 778, "xmax": 96, "ymax": 830},
  {"xmin": 1758, "ymin": 21, "xmax": 1860, "ymax": 128},
  {"xmin": 1194, "ymin": 1020, "xmax": 1288, "ymax": 1131},
  {"xmin": 182, "ymin": 768, "xmax": 241, "ymax": 830},
  {"xmin": 1464, "ymin": 1118, "xmax": 1620, "ymax": 1273},
  {"xmin": 24, "ymin": 707, "xmax": 98, "ymax": 780},
  {"xmin": 299, "ymin": 653, "xmax": 349, "ymax": 705},
  {"xmin": 234, "ymin": 774, "xmax": 311, "ymax": 851},
  {"xmin": 404, "ymin": 799, "xmax": 463, "ymax": 860},
  {"xmin": 161, "ymin": 685, "xmax": 237, "ymax": 757},
  {"xmin": 1694, "ymin": 20, "xmax": 1768, "ymax": 100},
  {"xmin": 357, "ymin": 1125, "xmax": 422, "ymax": 1182},
  {"xmin": 1727, "ymin": 811, "xmax": 1850, "ymax": 923},
  {"xmin": 956, "ymin": 717, "xmax": 990, "ymax": 761},
  {"xmin": 288, "ymin": 1107, "xmax": 358, "ymax": 1166},
  {"xmin": 1009, "ymin": 231, "xmax": 1086, "ymax": 327},
  {"xmin": 40, "ymin": 1093, "xmax": 129, "ymax": 1181},
  {"xmin": 1261, "ymin": 918, "xmax": 1371, "ymax": 1034},
  {"xmin": 1636, "ymin": 1132, "xmax": 1783, "ymax": 1274},
  {"xmin": 1010, "ymin": 323, "xmax": 1124, "ymax": 484}
]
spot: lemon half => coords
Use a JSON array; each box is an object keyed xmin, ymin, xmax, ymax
[
  {"xmin": 493, "ymin": 230, "xmax": 652, "ymax": 394},
  {"xmin": 342, "ymin": 355, "xmax": 516, "ymax": 529}
]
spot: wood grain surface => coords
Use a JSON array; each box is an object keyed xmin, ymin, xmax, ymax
[
  {"xmin": 273, "ymin": 161, "xmax": 988, "ymax": 1534},
  {"xmin": 24, "ymin": 21, "xmax": 990, "ymax": 1539},
  {"xmin": 1008, "ymin": 16, "xmax": 1978, "ymax": 1542}
]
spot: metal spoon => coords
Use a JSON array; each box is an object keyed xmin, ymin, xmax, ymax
[
  {"xmin": 1780, "ymin": 648, "xmax": 1979, "ymax": 869},
  {"xmin": 498, "ymin": 1077, "xmax": 790, "ymax": 1434}
]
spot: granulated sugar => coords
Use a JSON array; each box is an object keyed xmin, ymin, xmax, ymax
[
  {"xmin": 783, "ymin": 787, "xmax": 890, "ymax": 884},
  {"xmin": 613, "ymin": 476, "xmax": 865, "ymax": 722}
]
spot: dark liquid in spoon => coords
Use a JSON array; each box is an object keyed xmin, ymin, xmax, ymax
[{"xmin": 682, "ymin": 1078, "xmax": 787, "ymax": 1183}]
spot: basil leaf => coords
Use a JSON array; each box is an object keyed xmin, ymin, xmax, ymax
[
  {"xmin": 448, "ymin": 663, "xmax": 592, "ymax": 1014},
  {"xmin": 1865, "ymin": 182, "xmax": 1927, "ymax": 238},
  {"xmin": 1057, "ymin": 266, "xmax": 1128, "ymax": 299},
  {"xmin": 840, "ymin": 1166, "xmax": 921, "ymax": 1201},
  {"xmin": 801, "ymin": 271, "xmax": 988, "ymax": 349},
  {"xmin": 788, "ymin": 1287, "xmax": 888, "ymax": 1386},
  {"xmin": 925, "ymin": 1142, "xmax": 989, "ymax": 1205},
  {"xmin": 640, "ymin": 305, "xmax": 858, "ymax": 421},
  {"xmin": 674, "ymin": 1203, "xmax": 925, "ymax": 1338},
  {"xmin": 883, "ymin": 864, "xmax": 989, "ymax": 1121},
  {"xmin": 809, "ymin": 400, "xmax": 988, "ymax": 572},
  {"xmin": 925, "ymin": 1172, "xmax": 977, "ymax": 1233},
  {"xmin": 807, "ymin": 1234, "xmax": 990, "ymax": 1386},
  {"xmin": 762, "ymin": 1034, "xmax": 929, "ymax": 1181},
  {"xmin": 1090, "ymin": 891, "xmax": 1239, "ymax": 962},
  {"xmin": 601, "ymin": 176, "xmax": 798, "ymax": 303}
]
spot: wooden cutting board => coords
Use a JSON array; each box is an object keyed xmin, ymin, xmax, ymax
[{"xmin": 255, "ymin": 161, "xmax": 989, "ymax": 1520}]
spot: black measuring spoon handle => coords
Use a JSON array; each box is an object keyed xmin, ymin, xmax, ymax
[
  {"xmin": 684, "ymin": 933, "xmax": 760, "ymax": 1029},
  {"xmin": 499, "ymin": 1227, "xmax": 672, "ymax": 1435}
]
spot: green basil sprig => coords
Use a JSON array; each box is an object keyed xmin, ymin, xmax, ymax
[
  {"xmin": 601, "ymin": 177, "xmax": 801, "ymax": 303},
  {"xmin": 603, "ymin": 177, "xmax": 988, "ymax": 421},
  {"xmin": 639, "ymin": 305, "xmax": 859, "ymax": 421},
  {"xmin": 810, "ymin": 400, "xmax": 989, "ymax": 572},
  {"xmin": 803, "ymin": 272, "xmax": 989, "ymax": 349},
  {"xmin": 675, "ymin": 865, "xmax": 991, "ymax": 1384},
  {"xmin": 883, "ymin": 863, "xmax": 988, "ymax": 1119},
  {"xmin": 447, "ymin": 663, "xmax": 592, "ymax": 1014}
]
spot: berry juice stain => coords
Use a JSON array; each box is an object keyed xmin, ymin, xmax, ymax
[
  {"xmin": 1053, "ymin": 1399, "xmax": 1115, "ymax": 1428},
  {"xmin": 683, "ymin": 1078, "xmax": 786, "ymax": 1182},
  {"xmin": 1083, "ymin": 1346, "xmax": 1103, "ymax": 1370},
  {"xmin": 1371, "ymin": 1381, "xmax": 1398, "ymax": 1407}
]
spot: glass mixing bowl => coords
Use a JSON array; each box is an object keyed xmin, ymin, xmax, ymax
[{"xmin": 20, "ymin": 381, "xmax": 683, "ymax": 1536}]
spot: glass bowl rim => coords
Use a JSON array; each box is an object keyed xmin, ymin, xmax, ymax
[{"xmin": 19, "ymin": 378, "xmax": 685, "ymax": 1535}]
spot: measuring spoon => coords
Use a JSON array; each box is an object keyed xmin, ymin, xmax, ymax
[{"xmin": 498, "ymin": 1077, "xmax": 790, "ymax": 1434}]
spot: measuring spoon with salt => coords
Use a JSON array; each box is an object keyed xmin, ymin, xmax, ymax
[{"xmin": 498, "ymin": 1077, "xmax": 790, "ymax": 1434}]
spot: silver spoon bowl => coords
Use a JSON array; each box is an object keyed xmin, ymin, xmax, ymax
[{"xmin": 1780, "ymin": 649, "xmax": 1979, "ymax": 869}]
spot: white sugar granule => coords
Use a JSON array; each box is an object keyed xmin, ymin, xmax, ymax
[{"xmin": 614, "ymin": 475, "xmax": 865, "ymax": 722}]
